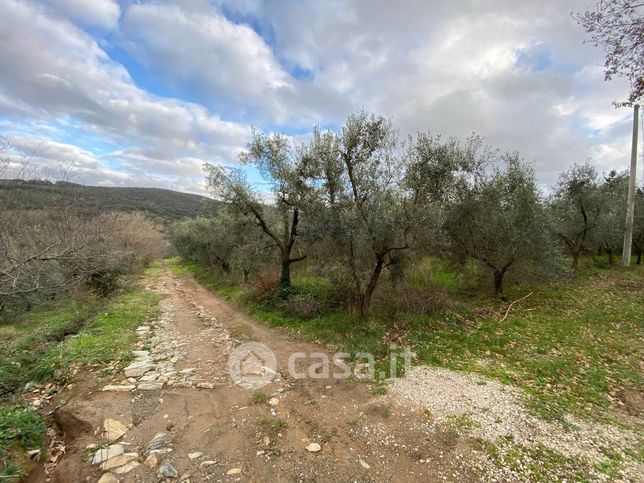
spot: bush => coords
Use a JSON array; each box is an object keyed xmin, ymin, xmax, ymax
[
  {"xmin": 274, "ymin": 292, "xmax": 325, "ymax": 319},
  {"xmin": 253, "ymin": 270, "xmax": 281, "ymax": 301},
  {"xmin": 101, "ymin": 212, "xmax": 166, "ymax": 265},
  {"xmin": 0, "ymin": 206, "xmax": 165, "ymax": 311},
  {"xmin": 372, "ymin": 281, "xmax": 451, "ymax": 317}
]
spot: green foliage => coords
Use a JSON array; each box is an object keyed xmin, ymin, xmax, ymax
[
  {"xmin": 592, "ymin": 170, "xmax": 629, "ymax": 264},
  {"xmin": 548, "ymin": 162, "xmax": 602, "ymax": 269},
  {"xmin": 0, "ymin": 284, "xmax": 159, "ymax": 399},
  {"xmin": 0, "ymin": 406, "xmax": 46, "ymax": 481},
  {"xmin": 0, "ymin": 406, "xmax": 46, "ymax": 450},
  {"xmin": 446, "ymin": 153, "xmax": 557, "ymax": 295},
  {"xmin": 0, "ymin": 179, "xmax": 211, "ymax": 221},
  {"xmin": 258, "ymin": 417, "xmax": 288, "ymax": 432},
  {"xmin": 251, "ymin": 390, "xmax": 269, "ymax": 404},
  {"xmin": 204, "ymin": 129, "xmax": 312, "ymax": 288}
]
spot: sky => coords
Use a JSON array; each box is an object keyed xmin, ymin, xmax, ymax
[{"xmin": 0, "ymin": 0, "xmax": 640, "ymax": 195}]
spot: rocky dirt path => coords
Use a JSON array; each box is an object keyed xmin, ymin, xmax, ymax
[{"xmin": 37, "ymin": 267, "xmax": 496, "ymax": 482}]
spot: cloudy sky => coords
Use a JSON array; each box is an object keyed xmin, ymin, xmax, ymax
[{"xmin": 0, "ymin": 0, "xmax": 639, "ymax": 194}]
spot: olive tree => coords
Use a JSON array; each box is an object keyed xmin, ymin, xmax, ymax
[
  {"xmin": 549, "ymin": 163, "xmax": 602, "ymax": 270},
  {"xmin": 171, "ymin": 215, "xmax": 236, "ymax": 272},
  {"xmin": 305, "ymin": 113, "xmax": 425, "ymax": 315},
  {"xmin": 445, "ymin": 154, "xmax": 552, "ymax": 296},
  {"xmin": 632, "ymin": 190, "xmax": 644, "ymax": 264},
  {"xmin": 204, "ymin": 131, "xmax": 311, "ymax": 289},
  {"xmin": 592, "ymin": 171, "xmax": 628, "ymax": 265}
]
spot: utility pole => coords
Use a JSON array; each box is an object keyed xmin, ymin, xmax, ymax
[{"xmin": 622, "ymin": 103, "xmax": 639, "ymax": 266}]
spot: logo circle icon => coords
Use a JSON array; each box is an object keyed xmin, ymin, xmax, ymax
[{"xmin": 228, "ymin": 342, "xmax": 277, "ymax": 389}]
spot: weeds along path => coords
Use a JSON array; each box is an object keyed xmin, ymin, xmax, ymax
[{"xmin": 40, "ymin": 267, "xmax": 493, "ymax": 483}]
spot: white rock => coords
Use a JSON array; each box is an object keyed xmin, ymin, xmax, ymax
[
  {"xmin": 113, "ymin": 460, "xmax": 141, "ymax": 474},
  {"xmin": 103, "ymin": 418, "xmax": 128, "ymax": 442},
  {"xmin": 359, "ymin": 459, "xmax": 371, "ymax": 469},
  {"xmin": 196, "ymin": 382, "xmax": 214, "ymax": 389},
  {"xmin": 200, "ymin": 460, "xmax": 216, "ymax": 468},
  {"xmin": 27, "ymin": 449, "xmax": 41, "ymax": 460},
  {"xmin": 124, "ymin": 361, "xmax": 154, "ymax": 378},
  {"xmin": 100, "ymin": 452, "xmax": 138, "ymax": 470},
  {"xmin": 267, "ymin": 397, "xmax": 279, "ymax": 406},
  {"xmin": 227, "ymin": 468, "xmax": 242, "ymax": 475},
  {"xmin": 305, "ymin": 443, "xmax": 321, "ymax": 453},
  {"xmin": 102, "ymin": 385, "xmax": 135, "ymax": 392},
  {"xmin": 98, "ymin": 474, "xmax": 118, "ymax": 483},
  {"xmin": 92, "ymin": 444, "xmax": 124, "ymax": 465},
  {"xmin": 137, "ymin": 382, "xmax": 163, "ymax": 391},
  {"xmin": 144, "ymin": 452, "xmax": 160, "ymax": 468},
  {"xmin": 188, "ymin": 452, "xmax": 203, "ymax": 460}
]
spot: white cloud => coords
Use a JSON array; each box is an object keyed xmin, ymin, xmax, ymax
[
  {"xmin": 0, "ymin": 0, "xmax": 251, "ymax": 191},
  {"xmin": 121, "ymin": 3, "xmax": 288, "ymax": 103},
  {"xmin": 0, "ymin": 0, "xmax": 638, "ymax": 193},
  {"xmin": 45, "ymin": 0, "xmax": 121, "ymax": 30}
]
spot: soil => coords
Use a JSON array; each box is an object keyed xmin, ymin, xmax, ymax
[{"xmin": 27, "ymin": 268, "xmax": 494, "ymax": 482}]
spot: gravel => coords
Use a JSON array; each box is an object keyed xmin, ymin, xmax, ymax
[{"xmin": 389, "ymin": 366, "xmax": 642, "ymax": 468}]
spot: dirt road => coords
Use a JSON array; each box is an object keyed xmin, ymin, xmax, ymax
[{"xmin": 36, "ymin": 267, "xmax": 492, "ymax": 482}]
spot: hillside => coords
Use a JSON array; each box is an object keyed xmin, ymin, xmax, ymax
[{"xmin": 0, "ymin": 179, "xmax": 213, "ymax": 220}]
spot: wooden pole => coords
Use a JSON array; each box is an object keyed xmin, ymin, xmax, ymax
[{"xmin": 622, "ymin": 104, "xmax": 639, "ymax": 266}]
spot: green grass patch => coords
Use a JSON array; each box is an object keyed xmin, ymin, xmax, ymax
[
  {"xmin": 484, "ymin": 440, "xmax": 593, "ymax": 482},
  {"xmin": 32, "ymin": 289, "xmax": 160, "ymax": 383},
  {"xmin": 251, "ymin": 390, "xmax": 269, "ymax": 404},
  {"xmin": 411, "ymin": 269, "xmax": 644, "ymax": 421},
  {"xmin": 0, "ymin": 406, "xmax": 46, "ymax": 480},
  {"xmin": 0, "ymin": 281, "xmax": 160, "ymax": 400},
  {"xmin": 258, "ymin": 417, "xmax": 288, "ymax": 432},
  {"xmin": 0, "ymin": 300, "xmax": 98, "ymax": 399}
]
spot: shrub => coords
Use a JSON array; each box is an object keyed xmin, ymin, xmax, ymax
[
  {"xmin": 253, "ymin": 270, "xmax": 280, "ymax": 301},
  {"xmin": 275, "ymin": 292, "xmax": 324, "ymax": 319},
  {"xmin": 0, "ymin": 206, "xmax": 165, "ymax": 311},
  {"xmin": 372, "ymin": 281, "xmax": 451, "ymax": 317}
]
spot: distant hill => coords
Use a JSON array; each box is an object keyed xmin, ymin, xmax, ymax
[{"xmin": 0, "ymin": 179, "xmax": 213, "ymax": 221}]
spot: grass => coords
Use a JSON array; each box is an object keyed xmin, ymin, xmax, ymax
[
  {"xmin": 484, "ymin": 440, "xmax": 593, "ymax": 482},
  {"xmin": 258, "ymin": 417, "xmax": 288, "ymax": 433},
  {"xmin": 0, "ymin": 406, "xmax": 46, "ymax": 480},
  {"xmin": 0, "ymin": 287, "xmax": 160, "ymax": 398},
  {"xmin": 251, "ymin": 390, "xmax": 269, "ymax": 404},
  {"xmin": 171, "ymin": 257, "xmax": 643, "ymax": 425},
  {"xmin": 411, "ymin": 268, "xmax": 644, "ymax": 422},
  {"xmin": 0, "ymin": 266, "xmax": 162, "ymax": 479}
]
